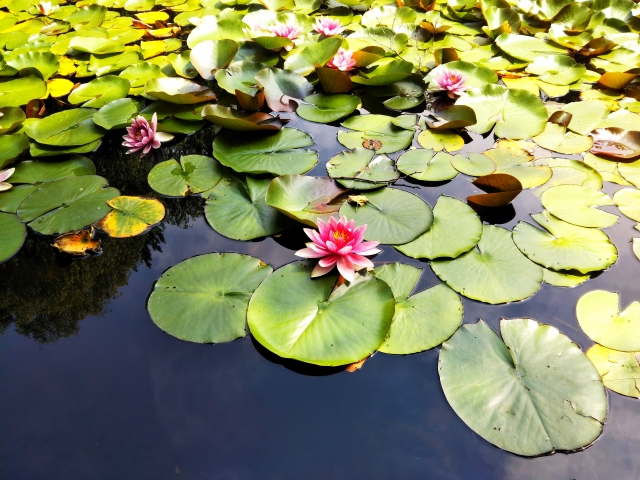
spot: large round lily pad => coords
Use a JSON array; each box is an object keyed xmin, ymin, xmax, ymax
[
  {"xmin": 17, "ymin": 175, "xmax": 119, "ymax": 235},
  {"xmin": 247, "ymin": 261, "xmax": 395, "ymax": 366},
  {"xmin": 338, "ymin": 114, "xmax": 416, "ymax": 154},
  {"xmin": 97, "ymin": 196, "xmax": 165, "ymax": 238},
  {"xmin": 326, "ymin": 148, "xmax": 399, "ymax": 190},
  {"xmin": 397, "ymin": 149, "xmax": 458, "ymax": 182},
  {"xmin": 432, "ymin": 225, "xmax": 543, "ymax": 304},
  {"xmin": 577, "ymin": 290, "xmax": 640, "ymax": 352},
  {"xmin": 586, "ymin": 344, "xmax": 640, "ymax": 398},
  {"xmin": 613, "ymin": 188, "xmax": 640, "ymax": 222},
  {"xmin": 372, "ymin": 263, "xmax": 463, "ymax": 355},
  {"xmin": 513, "ymin": 211, "xmax": 618, "ymax": 274},
  {"xmin": 24, "ymin": 108, "xmax": 105, "ymax": 147},
  {"xmin": 205, "ymin": 175, "xmax": 295, "ymax": 240},
  {"xmin": 9, "ymin": 156, "xmax": 95, "ymax": 184},
  {"xmin": 396, "ymin": 195, "xmax": 482, "ymax": 260},
  {"xmin": 148, "ymin": 253, "xmax": 273, "ymax": 343},
  {"xmin": 439, "ymin": 319, "xmax": 606, "ymax": 456},
  {"xmin": 339, "ymin": 187, "xmax": 433, "ymax": 245},
  {"xmin": 541, "ymin": 185, "xmax": 618, "ymax": 228},
  {"xmin": 147, "ymin": 155, "xmax": 223, "ymax": 197},
  {"xmin": 296, "ymin": 93, "xmax": 360, "ymax": 124},
  {"xmin": 451, "ymin": 153, "xmax": 496, "ymax": 177},
  {"xmin": 0, "ymin": 212, "xmax": 26, "ymax": 264},
  {"xmin": 212, "ymin": 128, "xmax": 318, "ymax": 175}
]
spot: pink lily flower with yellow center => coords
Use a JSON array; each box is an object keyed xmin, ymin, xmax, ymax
[
  {"xmin": 0, "ymin": 167, "xmax": 15, "ymax": 192},
  {"xmin": 122, "ymin": 113, "xmax": 173, "ymax": 156},
  {"xmin": 432, "ymin": 69, "xmax": 469, "ymax": 98},
  {"xmin": 327, "ymin": 48, "xmax": 356, "ymax": 72},
  {"xmin": 271, "ymin": 23, "xmax": 302, "ymax": 40},
  {"xmin": 295, "ymin": 216, "xmax": 381, "ymax": 282},
  {"xmin": 314, "ymin": 17, "xmax": 345, "ymax": 36}
]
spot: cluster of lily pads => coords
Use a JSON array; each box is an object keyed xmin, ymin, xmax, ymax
[{"xmin": 2, "ymin": 0, "xmax": 640, "ymax": 460}]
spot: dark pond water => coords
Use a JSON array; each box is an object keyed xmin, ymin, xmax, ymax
[{"xmin": 1, "ymin": 116, "xmax": 639, "ymax": 479}]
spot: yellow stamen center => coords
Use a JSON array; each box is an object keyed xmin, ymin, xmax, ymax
[{"xmin": 333, "ymin": 230, "xmax": 348, "ymax": 242}]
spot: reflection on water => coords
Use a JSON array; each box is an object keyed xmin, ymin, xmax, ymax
[{"xmin": 1, "ymin": 117, "xmax": 639, "ymax": 479}]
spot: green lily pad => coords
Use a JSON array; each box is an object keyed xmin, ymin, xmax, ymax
[
  {"xmin": 6, "ymin": 51, "xmax": 59, "ymax": 80},
  {"xmin": 351, "ymin": 58, "xmax": 413, "ymax": 86},
  {"xmin": 0, "ymin": 75, "xmax": 47, "ymax": 107},
  {"xmin": 525, "ymin": 54, "xmax": 586, "ymax": 86},
  {"xmin": 255, "ymin": 67, "xmax": 314, "ymax": 112},
  {"xmin": 9, "ymin": 156, "xmax": 95, "ymax": 184},
  {"xmin": 97, "ymin": 196, "xmax": 165, "ymax": 238},
  {"xmin": 148, "ymin": 252, "xmax": 273, "ymax": 344},
  {"xmin": 145, "ymin": 77, "xmax": 216, "ymax": 104},
  {"xmin": 455, "ymin": 84, "xmax": 547, "ymax": 140},
  {"xmin": 541, "ymin": 185, "xmax": 618, "ymax": 228},
  {"xmin": 212, "ymin": 128, "xmax": 317, "ymax": 175},
  {"xmin": 0, "ymin": 106, "xmax": 25, "ymax": 134},
  {"xmin": 0, "ymin": 132, "xmax": 29, "ymax": 169},
  {"xmin": 338, "ymin": 114, "xmax": 416, "ymax": 154},
  {"xmin": 190, "ymin": 39, "xmax": 238, "ymax": 80},
  {"xmin": 339, "ymin": 187, "xmax": 433, "ymax": 245},
  {"xmin": 25, "ymin": 108, "xmax": 105, "ymax": 146},
  {"xmin": 265, "ymin": 174, "xmax": 347, "ymax": 227},
  {"xmin": 296, "ymin": 93, "xmax": 360, "ymax": 124},
  {"xmin": 29, "ymin": 138, "xmax": 102, "ymax": 158},
  {"xmin": 495, "ymin": 33, "xmax": 567, "ymax": 62},
  {"xmin": 432, "ymin": 225, "xmax": 543, "ymax": 304},
  {"xmin": 372, "ymin": 263, "xmax": 463, "ymax": 355},
  {"xmin": 562, "ymin": 101, "xmax": 611, "ymax": 136},
  {"xmin": 513, "ymin": 210, "xmax": 618, "ymax": 274},
  {"xmin": 0, "ymin": 185, "xmax": 36, "ymax": 213},
  {"xmin": 92, "ymin": 98, "xmax": 143, "ymax": 130},
  {"xmin": 17, "ymin": 175, "xmax": 119, "ymax": 235},
  {"xmin": 532, "ymin": 123, "xmax": 593, "ymax": 154},
  {"xmin": 68, "ymin": 36, "xmax": 125, "ymax": 55},
  {"xmin": 68, "ymin": 75, "xmax": 130, "ymax": 108},
  {"xmin": 147, "ymin": 155, "xmax": 223, "ymax": 197},
  {"xmin": 484, "ymin": 147, "xmax": 552, "ymax": 189},
  {"xmin": 542, "ymin": 268, "xmax": 590, "ymax": 288},
  {"xmin": 0, "ymin": 212, "xmax": 26, "ymax": 264},
  {"xmin": 532, "ymin": 157, "xmax": 603, "ymax": 191},
  {"xmin": 439, "ymin": 319, "xmax": 606, "ymax": 456},
  {"xmin": 577, "ymin": 290, "xmax": 640, "ymax": 352},
  {"xmin": 247, "ymin": 261, "xmax": 395, "ymax": 366},
  {"xmin": 587, "ymin": 344, "xmax": 640, "ymax": 398},
  {"xmin": 396, "ymin": 195, "xmax": 482, "ymax": 260},
  {"xmin": 205, "ymin": 174, "xmax": 295, "ymax": 240},
  {"xmin": 450, "ymin": 153, "xmax": 496, "ymax": 176},
  {"xmin": 397, "ymin": 149, "xmax": 458, "ymax": 181},
  {"xmin": 618, "ymin": 160, "xmax": 640, "ymax": 187},
  {"xmin": 326, "ymin": 148, "xmax": 399, "ymax": 190},
  {"xmin": 214, "ymin": 61, "xmax": 267, "ymax": 96},
  {"xmin": 613, "ymin": 188, "xmax": 640, "ymax": 222}
]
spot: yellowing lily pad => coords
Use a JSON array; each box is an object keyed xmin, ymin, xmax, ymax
[
  {"xmin": 52, "ymin": 229, "xmax": 101, "ymax": 256},
  {"xmin": 97, "ymin": 196, "xmax": 165, "ymax": 238},
  {"xmin": 541, "ymin": 185, "xmax": 618, "ymax": 228},
  {"xmin": 417, "ymin": 129, "xmax": 464, "ymax": 152},
  {"xmin": 586, "ymin": 344, "xmax": 640, "ymax": 398}
]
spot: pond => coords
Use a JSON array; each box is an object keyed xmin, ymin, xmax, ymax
[{"xmin": 1, "ymin": 0, "xmax": 640, "ymax": 478}]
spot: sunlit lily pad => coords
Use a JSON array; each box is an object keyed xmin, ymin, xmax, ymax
[
  {"xmin": 265, "ymin": 175, "xmax": 347, "ymax": 227},
  {"xmin": 339, "ymin": 187, "xmax": 433, "ymax": 245},
  {"xmin": 9, "ymin": 156, "xmax": 95, "ymax": 184},
  {"xmin": 0, "ymin": 212, "xmax": 26, "ymax": 264},
  {"xmin": 468, "ymin": 173, "xmax": 522, "ymax": 208},
  {"xmin": 247, "ymin": 261, "xmax": 395, "ymax": 366},
  {"xmin": 432, "ymin": 225, "xmax": 543, "ymax": 304},
  {"xmin": 17, "ymin": 175, "xmax": 119, "ymax": 235},
  {"xmin": 542, "ymin": 268, "xmax": 590, "ymax": 288},
  {"xmin": 147, "ymin": 155, "xmax": 223, "ymax": 197},
  {"xmin": 255, "ymin": 67, "xmax": 314, "ymax": 112},
  {"xmin": 52, "ymin": 229, "xmax": 101, "ymax": 257},
  {"xmin": 372, "ymin": 263, "xmax": 463, "ymax": 355},
  {"xmin": 586, "ymin": 344, "xmax": 640, "ymax": 398},
  {"xmin": 532, "ymin": 122, "xmax": 593, "ymax": 155},
  {"xmin": 0, "ymin": 107, "xmax": 25, "ymax": 134},
  {"xmin": 396, "ymin": 195, "xmax": 482, "ymax": 260},
  {"xmin": 0, "ymin": 75, "xmax": 47, "ymax": 108},
  {"xmin": 338, "ymin": 114, "xmax": 416, "ymax": 154},
  {"xmin": 214, "ymin": 61, "xmax": 267, "ymax": 96},
  {"xmin": 513, "ymin": 210, "xmax": 618, "ymax": 274},
  {"xmin": 25, "ymin": 108, "xmax": 105, "ymax": 146},
  {"xmin": 439, "ymin": 319, "xmax": 606, "ymax": 456},
  {"xmin": 397, "ymin": 149, "xmax": 458, "ymax": 182},
  {"xmin": 148, "ymin": 252, "xmax": 273, "ymax": 343},
  {"xmin": 533, "ymin": 157, "xmax": 603, "ymax": 191},
  {"xmin": 326, "ymin": 148, "xmax": 399, "ymax": 190},
  {"xmin": 577, "ymin": 290, "xmax": 640, "ymax": 352},
  {"xmin": 190, "ymin": 39, "xmax": 238, "ymax": 80},
  {"xmin": 541, "ymin": 185, "xmax": 618, "ymax": 228},
  {"xmin": 97, "ymin": 196, "xmax": 165, "ymax": 238},
  {"xmin": 450, "ymin": 153, "xmax": 496, "ymax": 177},
  {"xmin": 613, "ymin": 189, "xmax": 640, "ymax": 222},
  {"xmin": 145, "ymin": 77, "xmax": 216, "ymax": 104},
  {"xmin": 68, "ymin": 75, "xmax": 130, "ymax": 108},
  {"xmin": 617, "ymin": 159, "xmax": 640, "ymax": 187},
  {"xmin": 6, "ymin": 52, "xmax": 59, "ymax": 81},
  {"xmin": 93, "ymin": 98, "xmax": 143, "ymax": 130},
  {"xmin": 495, "ymin": 33, "xmax": 566, "ymax": 62},
  {"xmin": 212, "ymin": 128, "xmax": 317, "ymax": 175},
  {"xmin": 201, "ymin": 105, "xmax": 287, "ymax": 131},
  {"xmin": 205, "ymin": 175, "xmax": 294, "ymax": 240},
  {"xmin": 296, "ymin": 93, "xmax": 360, "ymax": 124},
  {"xmin": 417, "ymin": 130, "xmax": 464, "ymax": 153}
]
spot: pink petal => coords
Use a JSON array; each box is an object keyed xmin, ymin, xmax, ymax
[
  {"xmin": 353, "ymin": 240, "xmax": 379, "ymax": 252},
  {"xmin": 311, "ymin": 263, "xmax": 335, "ymax": 278},
  {"xmin": 295, "ymin": 247, "xmax": 328, "ymax": 259},
  {"xmin": 354, "ymin": 247, "xmax": 380, "ymax": 256},
  {"xmin": 347, "ymin": 254, "xmax": 374, "ymax": 268},
  {"xmin": 336, "ymin": 256, "xmax": 355, "ymax": 282},
  {"xmin": 318, "ymin": 256, "xmax": 338, "ymax": 268}
]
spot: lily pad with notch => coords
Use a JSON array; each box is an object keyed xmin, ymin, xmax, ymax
[
  {"xmin": 96, "ymin": 196, "xmax": 166, "ymax": 238},
  {"xmin": 397, "ymin": 149, "xmax": 459, "ymax": 182},
  {"xmin": 326, "ymin": 148, "xmax": 399, "ymax": 190},
  {"xmin": 338, "ymin": 114, "xmax": 416, "ymax": 154},
  {"xmin": 147, "ymin": 155, "xmax": 223, "ymax": 197},
  {"xmin": 586, "ymin": 344, "xmax": 640, "ymax": 398},
  {"xmin": 541, "ymin": 185, "xmax": 618, "ymax": 228},
  {"xmin": 296, "ymin": 93, "xmax": 360, "ymax": 124}
]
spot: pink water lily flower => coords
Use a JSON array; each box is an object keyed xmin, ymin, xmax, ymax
[
  {"xmin": 271, "ymin": 23, "xmax": 302, "ymax": 40},
  {"xmin": 327, "ymin": 48, "xmax": 356, "ymax": 72},
  {"xmin": 433, "ymin": 69, "xmax": 469, "ymax": 98},
  {"xmin": 295, "ymin": 216, "xmax": 380, "ymax": 282},
  {"xmin": 122, "ymin": 113, "xmax": 174, "ymax": 156},
  {"xmin": 314, "ymin": 17, "xmax": 345, "ymax": 36},
  {"xmin": 0, "ymin": 167, "xmax": 14, "ymax": 192}
]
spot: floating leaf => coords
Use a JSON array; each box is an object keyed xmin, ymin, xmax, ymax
[
  {"xmin": 148, "ymin": 155, "xmax": 222, "ymax": 197},
  {"xmin": 25, "ymin": 108, "xmax": 105, "ymax": 146},
  {"xmin": 598, "ymin": 72, "xmax": 638, "ymax": 91},
  {"xmin": 326, "ymin": 148, "xmax": 399, "ymax": 190},
  {"xmin": 68, "ymin": 75, "xmax": 130, "ymax": 108},
  {"xmin": 397, "ymin": 149, "xmax": 458, "ymax": 181},
  {"xmin": 212, "ymin": 128, "xmax": 317, "ymax": 175},
  {"xmin": 372, "ymin": 263, "xmax": 463, "ymax": 355},
  {"xmin": 339, "ymin": 187, "xmax": 433, "ymax": 245},
  {"xmin": 296, "ymin": 93, "xmax": 360, "ymax": 124},
  {"xmin": 201, "ymin": 104, "xmax": 287, "ymax": 131},
  {"xmin": 97, "ymin": 196, "xmax": 165, "ymax": 238},
  {"xmin": 577, "ymin": 290, "xmax": 640, "ymax": 352},
  {"xmin": 439, "ymin": 319, "xmax": 606, "ymax": 456},
  {"xmin": 525, "ymin": 54, "xmax": 586, "ymax": 86},
  {"xmin": 589, "ymin": 128, "xmax": 640, "ymax": 160},
  {"xmin": 148, "ymin": 253, "xmax": 273, "ymax": 343},
  {"xmin": 484, "ymin": 147, "xmax": 552, "ymax": 188},
  {"xmin": 542, "ymin": 268, "xmax": 590, "ymax": 288},
  {"xmin": 432, "ymin": 225, "xmax": 543, "ymax": 304},
  {"xmin": 533, "ymin": 157, "xmax": 603, "ymax": 191},
  {"xmin": 495, "ymin": 33, "xmax": 566, "ymax": 62},
  {"xmin": 0, "ymin": 212, "xmax": 26, "ymax": 264},
  {"xmin": 93, "ymin": 98, "xmax": 143, "ymax": 130},
  {"xmin": 0, "ymin": 132, "xmax": 29, "ymax": 169},
  {"xmin": 0, "ymin": 75, "xmax": 47, "ymax": 108},
  {"xmin": 532, "ymin": 122, "xmax": 593, "ymax": 154},
  {"xmin": 425, "ymin": 105, "xmax": 477, "ymax": 131},
  {"xmin": 265, "ymin": 174, "xmax": 347, "ymax": 227},
  {"xmin": 214, "ymin": 61, "xmax": 267, "ymax": 96},
  {"xmin": 205, "ymin": 175, "xmax": 295, "ymax": 240},
  {"xmin": 396, "ymin": 195, "xmax": 482, "ymax": 260},
  {"xmin": 190, "ymin": 39, "xmax": 238, "ymax": 80},
  {"xmin": 468, "ymin": 173, "xmax": 522, "ymax": 207},
  {"xmin": 587, "ymin": 344, "xmax": 640, "ymax": 398},
  {"xmin": 52, "ymin": 229, "xmax": 101, "ymax": 256},
  {"xmin": 315, "ymin": 66, "xmax": 353, "ymax": 93},
  {"xmin": 255, "ymin": 67, "xmax": 314, "ymax": 112},
  {"xmin": 351, "ymin": 59, "xmax": 413, "ymax": 86},
  {"xmin": 562, "ymin": 101, "xmax": 611, "ymax": 136},
  {"xmin": 17, "ymin": 175, "xmax": 119, "ymax": 235},
  {"xmin": 8, "ymin": 156, "xmax": 95, "ymax": 184},
  {"xmin": 247, "ymin": 261, "xmax": 395, "ymax": 366},
  {"xmin": 145, "ymin": 77, "xmax": 216, "ymax": 104},
  {"xmin": 338, "ymin": 115, "xmax": 416, "ymax": 154},
  {"xmin": 541, "ymin": 185, "xmax": 618, "ymax": 228},
  {"xmin": 450, "ymin": 153, "xmax": 496, "ymax": 177},
  {"xmin": 613, "ymin": 188, "xmax": 640, "ymax": 222},
  {"xmin": 0, "ymin": 107, "xmax": 25, "ymax": 134},
  {"xmin": 6, "ymin": 51, "xmax": 59, "ymax": 80},
  {"xmin": 513, "ymin": 210, "xmax": 618, "ymax": 274},
  {"xmin": 417, "ymin": 130, "xmax": 464, "ymax": 153}
]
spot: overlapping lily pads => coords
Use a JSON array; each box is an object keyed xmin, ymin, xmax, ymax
[{"xmin": 326, "ymin": 148, "xmax": 399, "ymax": 190}]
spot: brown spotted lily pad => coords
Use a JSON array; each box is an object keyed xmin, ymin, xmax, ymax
[{"xmin": 53, "ymin": 228, "xmax": 101, "ymax": 256}]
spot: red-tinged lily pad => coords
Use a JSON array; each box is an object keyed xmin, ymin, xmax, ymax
[
  {"xmin": 468, "ymin": 173, "xmax": 523, "ymax": 208},
  {"xmin": 590, "ymin": 128, "xmax": 640, "ymax": 160},
  {"xmin": 598, "ymin": 72, "xmax": 638, "ymax": 90}
]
